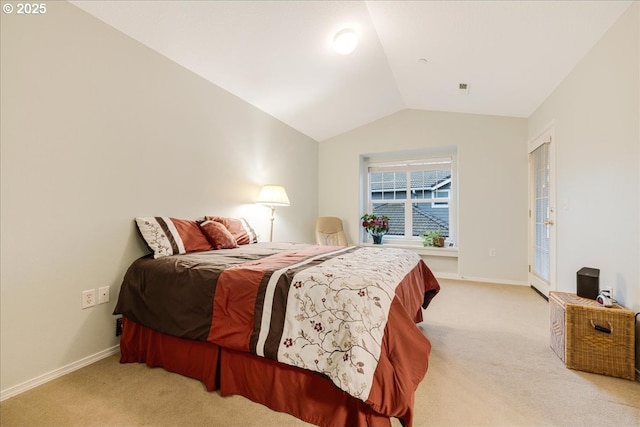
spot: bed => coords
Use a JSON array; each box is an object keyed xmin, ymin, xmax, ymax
[{"xmin": 115, "ymin": 222, "xmax": 440, "ymax": 427}]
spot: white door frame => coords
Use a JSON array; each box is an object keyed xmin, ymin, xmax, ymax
[{"xmin": 528, "ymin": 125, "xmax": 556, "ymax": 297}]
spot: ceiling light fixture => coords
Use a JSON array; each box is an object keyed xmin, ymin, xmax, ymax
[{"xmin": 333, "ymin": 28, "xmax": 358, "ymax": 55}]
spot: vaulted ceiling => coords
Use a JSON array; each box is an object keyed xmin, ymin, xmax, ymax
[{"xmin": 71, "ymin": 1, "xmax": 632, "ymax": 141}]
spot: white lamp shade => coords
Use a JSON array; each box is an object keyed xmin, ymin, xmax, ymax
[{"xmin": 256, "ymin": 185, "xmax": 290, "ymax": 206}]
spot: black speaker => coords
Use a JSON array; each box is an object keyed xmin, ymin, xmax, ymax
[{"xmin": 577, "ymin": 267, "xmax": 599, "ymax": 300}]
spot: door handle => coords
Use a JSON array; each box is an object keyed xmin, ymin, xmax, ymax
[{"xmin": 544, "ymin": 219, "xmax": 554, "ymax": 226}]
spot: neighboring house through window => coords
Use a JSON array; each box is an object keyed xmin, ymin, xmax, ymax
[{"xmin": 361, "ymin": 150, "xmax": 457, "ymax": 246}]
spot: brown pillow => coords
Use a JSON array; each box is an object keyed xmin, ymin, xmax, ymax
[
  {"xmin": 205, "ymin": 216, "xmax": 257, "ymax": 245},
  {"xmin": 199, "ymin": 220, "xmax": 238, "ymax": 249},
  {"xmin": 135, "ymin": 217, "xmax": 212, "ymax": 258}
]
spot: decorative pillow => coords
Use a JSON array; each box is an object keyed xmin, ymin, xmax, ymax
[
  {"xmin": 199, "ymin": 220, "xmax": 238, "ymax": 249},
  {"xmin": 205, "ymin": 216, "xmax": 258, "ymax": 245},
  {"xmin": 135, "ymin": 217, "xmax": 212, "ymax": 258},
  {"xmin": 238, "ymin": 217, "xmax": 258, "ymax": 243}
]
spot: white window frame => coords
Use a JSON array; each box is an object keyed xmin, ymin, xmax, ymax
[{"xmin": 360, "ymin": 150, "xmax": 458, "ymax": 246}]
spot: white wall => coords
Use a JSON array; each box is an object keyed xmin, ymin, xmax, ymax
[
  {"xmin": 0, "ymin": 1, "xmax": 318, "ymax": 394},
  {"xmin": 319, "ymin": 109, "xmax": 528, "ymax": 283},
  {"xmin": 529, "ymin": 2, "xmax": 639, "ymax": 374},
  {"xmin": 528, "ymin": 2, "xmax": 639, "ymax": 313}
]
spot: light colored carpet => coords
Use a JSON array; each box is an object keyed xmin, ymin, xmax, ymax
[{"xmin": 1, "ymin": 279, "xmax": 639, "ymax": 426}]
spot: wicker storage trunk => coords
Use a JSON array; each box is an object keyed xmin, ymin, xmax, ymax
[{"xmin": 549, "ymin": 291, "xmax": 635, "ymax": 380}]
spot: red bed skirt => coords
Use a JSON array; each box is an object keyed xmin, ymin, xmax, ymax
[{"xmin": 120, "ymin": 317, "xmax": 392, "ymax": 427}]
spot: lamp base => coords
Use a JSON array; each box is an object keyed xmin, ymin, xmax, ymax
[{"xmin": 268, "ymin": 206, "xmax": 275, "ymax": 242}]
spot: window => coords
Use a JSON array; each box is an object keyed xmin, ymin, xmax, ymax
[{"xmin": 362, "ymin": 153, "xmax": 456, "ymax": 245}]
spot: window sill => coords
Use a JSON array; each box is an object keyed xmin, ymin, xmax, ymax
[{"xmin": 359, "ymin": 243, "xmax": 458, "ymax": 258}]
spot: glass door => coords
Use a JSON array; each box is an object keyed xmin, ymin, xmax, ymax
[{"xmin": 529, "ymin": 129, "xmax": 555, "ymax": 297}]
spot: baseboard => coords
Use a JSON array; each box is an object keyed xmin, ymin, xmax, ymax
[
  {"xmin": 0, "ymin": 345, "xmax": 120, "ymax": 402},
  {"xmin": 434, "ymin": 272, "xmax": 529, "ymax": 287}
]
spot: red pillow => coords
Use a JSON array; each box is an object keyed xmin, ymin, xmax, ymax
[
  {"xmin": 199, "ymin": 220, "xmax": 238, "ymax": 249},
  {"xmin": 205, "ymin": 216, "xmax": 257, "ymax": 245}
]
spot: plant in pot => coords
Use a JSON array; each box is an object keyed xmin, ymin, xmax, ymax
[
  {"xmin": 420, "ymin": 229, "xmax": 445, "ymax": 247},
  {"xmin": 360, "ymin": 213, "xmax": 389, "ymax": 244}
]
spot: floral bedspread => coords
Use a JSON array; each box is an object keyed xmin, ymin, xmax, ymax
[
  {"xmin": 254, "ymin": 246, "xmax": 422, "ymax": 400},
  {"xmin": 116, "ymin": 243, "xmax": 438, "ymax": 407}
]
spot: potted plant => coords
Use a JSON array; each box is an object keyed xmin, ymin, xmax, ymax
[
  {"xmin": 360, "ymin": 213, "xmax": 389, "ymax": 244},
  {"xmin": 420, "ymin": 229, "xmax": 445, "ymax": 247}
]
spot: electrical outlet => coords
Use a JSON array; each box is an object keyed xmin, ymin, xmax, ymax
[
  {"xmin": 98, "ymin": 286, "xmax": 110, "ymax": 304},
  {"xmin": 489, "ymin": 248, "xmax": 496, "ymax": 257},
  {"xmin": 82, "ymin": 289, "xmax": 96, "ymax": 309}
]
